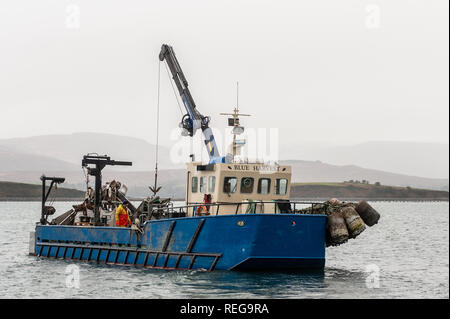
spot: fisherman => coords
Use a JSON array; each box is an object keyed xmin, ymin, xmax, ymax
[
  {"xmin": 204, "ymin": 194, "xmax": 212, "ymax": 214},
  {"xmin": 115, "ymin": 200, "xmax": 132, "ymax": 227},
  {"xmin": 195, "ymin": 194, "xmax": 211, "ymax": 216}
]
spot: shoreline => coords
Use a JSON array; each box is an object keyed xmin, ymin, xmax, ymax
[{"xmin": 1, "ymin": 197, "xmax": 448, "ymax": 202}]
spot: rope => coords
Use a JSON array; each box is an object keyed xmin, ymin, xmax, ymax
[
  {"xmin": 82, "ymin": 166, "xmax": 89, "ymax": 192},
  {"xmin": 153, "ymin": 61, "xmax": 161, "ymax": 192},
  {"xmin": 163, "ymin": 60, "xmax": 200, "ymax": 162},
  {"xmin": 47, "ymin": 182, "xmax": 57, "ymax": 208},
  {"xmin": 156, "ymin": 61, "xmax": 161, "ymax": 166},
  {"xmin": 163, "ymin": 61, "xmax": 184, "ymax": 115}
]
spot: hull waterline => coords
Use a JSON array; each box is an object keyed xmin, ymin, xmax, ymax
[{"xmin": 31, "ymin": 214, "xmax": 326, "ymax": 271}]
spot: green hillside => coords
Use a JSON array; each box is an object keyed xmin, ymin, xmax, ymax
[
  {"xmin": 0, "ymin": 181, "xmax": 84, "ymax": 200},
  {"xmin": 291, "ymin": 182, "xmax": 449, "ymax": 200},
  {"xmin": 1, "ymin": 180, "xmax": 448, "ymax": 201}
]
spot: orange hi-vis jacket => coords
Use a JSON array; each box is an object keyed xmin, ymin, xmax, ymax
[{"xmin": 115, "ymin": 204, "xmax": 131, "ymax": 227}]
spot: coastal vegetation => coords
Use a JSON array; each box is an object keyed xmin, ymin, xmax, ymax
[
  {"xmin": 290, "ymin": 182, "xmax": 449, "ymax": 200},
  {"xmin": 1, "ymin": 180, "xmax": 448, "ymax": 201},
  {"xmin": 0, "ymin": 181, "xmax": 84, "ymax": 200}
]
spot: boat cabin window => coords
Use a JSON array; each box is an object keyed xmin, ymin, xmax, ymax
[
  {"xmin": 223, "ymin": 177, "xmax": 237, "ymax": 194},
  {"xmin": 200, "ymin": 176, "xmax": 207, "ymax": 193},
  {"xmin": 191, "ymin": 176, "xmax": 198, "ymax": 193},
  {"xmin": 257, "ymin": 178, "xmax": 271, "ymax": 195},
  {"xmin": 240, "ymin": 177, "xmax": 254, "ymax": 194},
  {"xmin": 275, "ymin": 178, "xmax": 288, "ymax": 195},
  {"xmin": 208, "ymin": 176, "xmax": 216, "ymax": 193}
]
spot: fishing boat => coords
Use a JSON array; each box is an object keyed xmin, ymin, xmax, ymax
[{"xmin": 29, "ymin": 44, "xmax": 379, "ymax": 271}]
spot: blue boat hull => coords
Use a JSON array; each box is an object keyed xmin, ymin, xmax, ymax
[{"xmin": 32, "ymin": 214, "xmax": 326, "ymax": 271}]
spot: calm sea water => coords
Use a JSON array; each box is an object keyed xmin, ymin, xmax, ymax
[{"xmin": 0, "ymin": 201, "xmax": 448, "ymax": 299}]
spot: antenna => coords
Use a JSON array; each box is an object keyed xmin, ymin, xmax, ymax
[
  {"xmin": 220, "ymin": 82, "xmax": 251, "ymax": 160},
  {"xmin": 236, "ymin": 81, "xmax": 239, "ymax": 109}
]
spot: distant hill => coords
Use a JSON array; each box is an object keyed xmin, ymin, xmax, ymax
[
  {"xmin": 0, "ymin": 146, "xmax": 79, "ymax": 171},
  {"xmin": 0, "ymin": 133, "xmax": 176, "ymax": 171},
  {"xmin": 0, "ymin": 133, "xmax": 448, "ymax": 198},
  {"xmin": 1, "ymin": 179, "xmax": 447, "ymax": 202},
  {"xmin": 282, "ymin": 160, "xmax": 449, "ymax": 192},
  {"xmin": 0, "ymin": 160, "xmax": 447, "ymax": 199},
  {"xmin": 0, "ymin": 181, "xmax": 84, "ymax": 200},
  {"xmin": 290, "ymin": 182, "xmax": 449, "ymax": 201},
  {"xmin": 281, "ymin": 141, "xmax": 449, "ymax": 179},
  {"xmin": 1, "ymin": 134, "xmax": 448, "ymax": 178},
  {"xmin": 0, "ymin": 169, "xmax": 186, "ymax": 199}
]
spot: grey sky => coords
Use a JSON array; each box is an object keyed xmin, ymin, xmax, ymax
[{"xmin": 0, "ymin": 0, "xmax": 448, "ymax": 149}]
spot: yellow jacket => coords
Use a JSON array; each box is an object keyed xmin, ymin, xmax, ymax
[{"xmin": 115, "ymin": 204, "xmax": 131, "ymax": 227}]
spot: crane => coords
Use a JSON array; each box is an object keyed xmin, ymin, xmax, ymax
[{"xmin": 159, "ymin": 44, "xmax": 230, "ymax": 164}]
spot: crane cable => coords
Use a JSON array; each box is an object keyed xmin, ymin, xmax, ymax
[
  {"xmin": 163, "ymin": 61, "xmax": 184, "ymax": 116},
  {"xmin": 152, "ymin": 61, "xmax": 161, "ymax": 194},
  {"xmin": 156, "ymin": 60, "xmax": 161, "ymax": 164},
  {"xmin": 163, "ymin": 59, "xmax": 200, "ymax": 162}
]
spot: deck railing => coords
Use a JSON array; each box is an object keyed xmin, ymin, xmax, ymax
[{"xmin": 138, "ymin": 200, "xmax": 326, "ymax": 223}]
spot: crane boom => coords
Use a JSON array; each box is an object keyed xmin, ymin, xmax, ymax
[{"xmin": 159, "ymin": 44, "xmax": 228, "ymax": 164}]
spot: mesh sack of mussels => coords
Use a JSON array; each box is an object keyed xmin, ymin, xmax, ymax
[{"xmin": 298, "ymin": 199, "xmax": 380, "ymax": 247}]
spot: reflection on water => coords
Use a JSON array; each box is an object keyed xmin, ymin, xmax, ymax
[{"xmin": 0, "ymin": 201, "xmax": 448, "ymax": 298}]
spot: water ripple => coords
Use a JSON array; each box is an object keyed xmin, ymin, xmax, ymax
[{"xmin": 0, "ymin": 201, "xmax": 448, "ymax": 298}]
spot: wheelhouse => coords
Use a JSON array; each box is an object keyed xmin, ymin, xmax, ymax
[{"xmin": 185, "ymin": 162, "xmax": 291, "ymax": 216}]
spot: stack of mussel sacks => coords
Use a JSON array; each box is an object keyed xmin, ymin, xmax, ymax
[{"xmin": 299, "ymin": 199, "xmax": 380, "ymax": 247}]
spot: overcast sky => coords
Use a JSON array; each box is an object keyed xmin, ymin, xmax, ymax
[{"xmin": 0, "ymin": 0, "xmax": 448, "ymax": 149}]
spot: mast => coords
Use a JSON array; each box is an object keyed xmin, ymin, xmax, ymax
[{"xmin": 220, "ymin": 82, "xmax": 250, "ymax": 160}]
